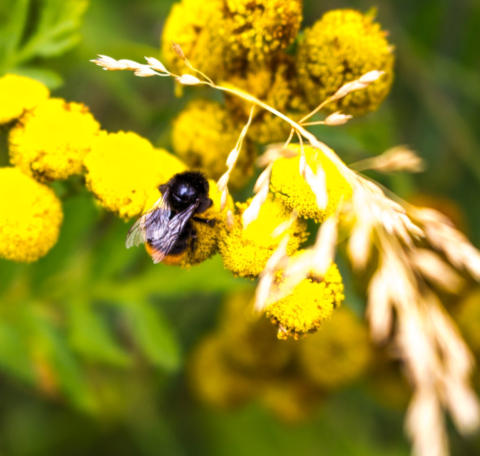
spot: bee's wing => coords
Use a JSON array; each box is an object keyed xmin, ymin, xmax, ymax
[
  {"xmin": 148, "ymin": 202, "xmax": 199, "ymax": 264},
  {"xmin": 125, "ymin": 191, "xmax": 171, "ymax": 249}
]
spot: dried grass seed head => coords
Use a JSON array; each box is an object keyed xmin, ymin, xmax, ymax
[
  {"xmin": 219, "ymin": 195, "xmax": 307, "ymax": 278},
  {"xmin": 270, "ymin": 144, "xmax": 352, "ymax": 222}
]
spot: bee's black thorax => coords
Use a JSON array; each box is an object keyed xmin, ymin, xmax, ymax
[{"xmin": 162, "ymin": 171, "xmax": 210, "ymax": 213}]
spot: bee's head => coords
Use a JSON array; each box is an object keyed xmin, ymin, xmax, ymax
[{"xmin": 162, "ymin": 171, "xmax": 210, "ymax": 211}]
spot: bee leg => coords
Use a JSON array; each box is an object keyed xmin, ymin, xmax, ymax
[
  {"xmin": 192, "ymin": 216, "xmax": 216, "ymax": 227},
  {"xmin": 190, "ymin": 226, "xmax": 198, "ymax": 252}
]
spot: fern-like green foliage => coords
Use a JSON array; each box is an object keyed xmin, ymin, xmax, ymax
[{"xmin": 0, "ymin": 0, "xmax": 89, "ymax": 87}]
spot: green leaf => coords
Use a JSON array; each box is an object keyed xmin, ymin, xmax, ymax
[
  {"xmin": 30, "ymin": 192, "xmax": 98, "ymax": 294},
  {"xmin": 89, "ymin": 217, "xmax": 137, "ymax": 280},
  {"xmin": 0, "ymin": 320, "xmax": 35, "ymax": 384},
  {"xmin": 123, "ymin": 300, "xmax": 180, "ymax": 372},
  {"xmin": 10, "ymin": 66, "xmax": 63, "ymax": 89},
  {"xmin": 14, "ymin": 0, "xmax": 89, "ymax": 64},
  {"xmin": 27, "ymin": 307, "xmax": 96, "ymax": 412},
  {"xmin": 0, "ymin": 0, "xmax": 30, "ymax": 70},
  {"xmin": 68, "ymin": 300, "xmax": 131, "ymax": 368}
]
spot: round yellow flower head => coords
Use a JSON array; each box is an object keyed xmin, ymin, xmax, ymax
[
  {"xmin": 84, "ymin": 131, "xmax": 186, "ymax": 219},
  {"xmin": 220, "ymin": 0, "xmax": 302, "ymax": 64},
  {"xmin": 0, "ymin": 167, "xmax": 62, "ymax": 262},
  {"xmin": 297, "ymin": 306, "xmax": 371, "ymax": 389},
  {"xmin": 188, "ymin": 334, "xmax": 257, "ymax": 408},
  {"xmin": 218, "ymin": 289, "xmax": 295, "ymax": 373},
  {"xmin": 270, "ymin": 144, "xmax": 352, "ymax": 221},
  {"xmin": 455, "ymin": 288, "xmax": 480, "ymax": 356},
  {"xmin": 162, "ymin": 0, "xmax": 226, "ymax": 78},
  {"xmin": 162, "ymin": 0, "xmax": 302, "ymax": 79},
  {"xmin": 9, "ymin": 98, "xmax": 100, "ymax": 181},
  {"xmin": 296, "ymin": 9, "xmax": 394, "ymax": 116},
  {"xmin": 219, "ymin": 195, "xmax": 307, "ymax": 278},
  {"xmin": 265, "ymin": 262, "xmax": 344, "ymax": 340},
  {"xmin": 172, "ymin": 100, "xmax": 256, "ymax": 189},
  {"xmin": 143, "ymin": 178, "xmax": 230, "ymax": 267},
  {"xmin": 260, "ymin": 378, "xmax": 321, "ymax": 423},
  {"xmin": 226, "ymin": 58, "xmax": 307, "ymax": 144},
  {"xmin": 0, "ymin": 74, "xmax": 50, "ymax": 124}
]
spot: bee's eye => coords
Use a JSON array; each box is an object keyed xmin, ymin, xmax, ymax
[{"xmin": 173, "ymin": 183, "xmax": 196, "ymax": 202}]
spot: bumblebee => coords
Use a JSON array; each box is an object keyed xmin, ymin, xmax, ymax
[{"xmin": 126, "ymin": 171, "xmax": 215, "ymax": 263}]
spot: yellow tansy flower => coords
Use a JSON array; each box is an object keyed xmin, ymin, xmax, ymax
[
  {"xmin": 84, "ymin": 131, "xmax": 186, "ymax": 219},
  {"xmin": 225, "ymin": 58, "xmax": 307, "ymax": 144},
  {"xmin": 172, "ymin": 99, "xmax": 256, "ymax": 189},
  {"xmin": 9, "ymin": 98, "xmax": 100, "ymax": 181},
  {"xmin": 219, "ymin": 0, "xmax": 302, "ymax": 64},
  {"xmin": 188, "ymin": 334, "xmax": 257, "ymax": 408},
  {"xmin": 0, "ymin": 167, "xmax": 62, "ymax": 262},
  {"xmin": 297, "ymin": 306, "xmax": 371, "ymax": 389},
  {"xmin": 162, "ymin": 0, "xmax": 226, "ymax": 78},
  {"xmin": 219, "ymin": 196, "xmax": 307, "ymax": 278},
  {"xmin": 270, "ymin": 144, "xmax": 352, "ymax": 221},
  {"xmin": 218, "ymin": 290, "xmax": 295, "ymax": 374},
  {"xmin": 0, "ymin": 74, "xmax": 49, "ymax": 124},
  {"xmin": 260, "ymin": 378, "xmax": 321, "ymax": 423},
  {"xmin": 162, "ymin": 0, "xmax": 302, "ymax": 78},
  {"xmin": 266, "ymin": 262, "xmax": 344, "ymax": 340},
  {"xmin": 296, "ymin": 9, "xmax": 394, "ymax": 116}
]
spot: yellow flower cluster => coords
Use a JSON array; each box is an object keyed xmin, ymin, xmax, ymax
[
  {"xmin": 218, "ymin": 0, "xmax": 302, "ymax": 64},
  {"xmin": 266, "ymin": 262, "xmax": 345, "ymax": 339},
  {"xmin": 270, "ymin": 144, "xmax": 352, "ymax": 222},
  {"xmin": 297, "ymin": 306, "xmax": 371, "ymax": 388},
  {"xmin": 217, "ymin": 289, "xmax": 295, "ymax": 373},
  {"xmin": 162, "ymin": 0, "xmax": 302, "ymax": 77},
  {"xmin": 0, "ymin": 70, "xmax": 236, "ymax": 268},
  {"xmin": 161, "ymin": 0, "xmax": 226, "ymax": 78},
  {"xmin": 0, "ymin": 74, "xmax": 49, "ymax": 124},
  {"xmin": 9, "ymin": 98, "xmax": 100, "ymax": 181},
  {"xmin": 296, "ymin": 9, "xmax": 394, "ymax": 116},
  {"xmin": 84, "ymin": 131, "xmax": 186, "ymax": 219},
  {"xmin": 189, "ymin": 334, "xmax": 257, "ymax": 408},
  {"xmin": 162, "ymin": 0, "xmax": 307, "ymax": 146},
  {"xmin": 189, "ymin": 290, "xmax": 371, "ymax": 421},
  {"xmin": 172, "ymin": 99, "xmax": 255, "ymax": 188},
  {"xmin": 225, "ymin": 58, "xmax": 306, "ymax": 144},
  {"xmin": 163, "ymin": 4, "xmax": 395, "ymax": 152},
  {"xmin": 0, "ymin": 167, "xmax": 63, "ymax": 262},
  {"xmin": 219, "ymin": 196, "xmax": 308, "ymax": 278}
]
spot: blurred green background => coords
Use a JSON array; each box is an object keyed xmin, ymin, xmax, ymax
[{"xmin": 0, "ymin": 0, "xmax": 480, "ymax": 455}]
